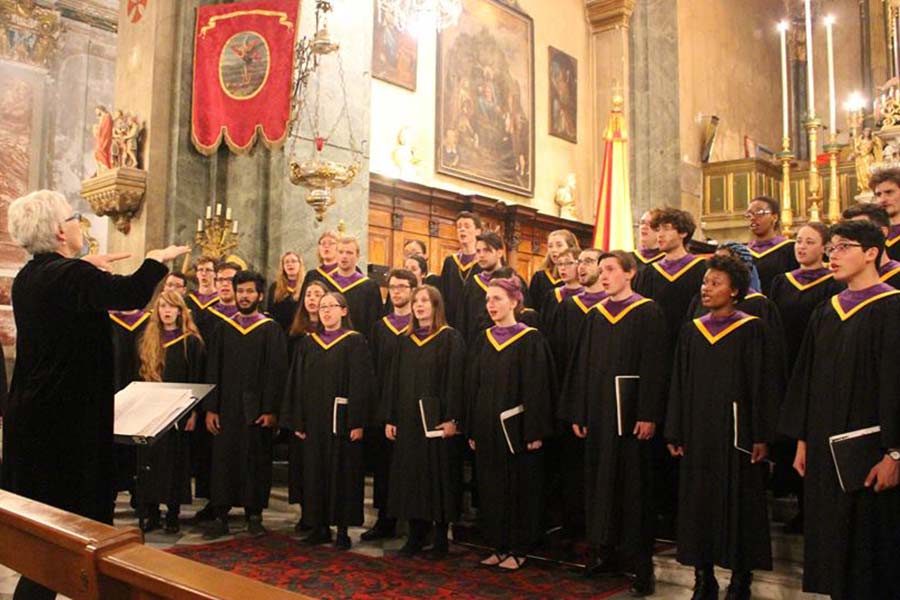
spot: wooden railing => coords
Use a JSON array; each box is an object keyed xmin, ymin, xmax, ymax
[{"xmin": 0, "ymin": 490, "xmax": 310, "ymax": 600}]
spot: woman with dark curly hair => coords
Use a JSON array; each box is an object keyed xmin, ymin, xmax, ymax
[{"xmin": 665, "ymin": 255, "xmax": 777, "ymax": 600}]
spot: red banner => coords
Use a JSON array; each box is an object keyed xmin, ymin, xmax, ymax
[{"xmin": 191, "ymin": 0, "xmax": 299, "ymax": 155}]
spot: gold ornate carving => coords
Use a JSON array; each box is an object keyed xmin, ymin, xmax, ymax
[
  {"xmin": 585, "ymin": 0, "xmax": 635, "ymax": 32},
  {"xmin": 80, "ymin": 167, "xmax": 147, "ymax": 234},
  {"xmin": 0, "ymin": 0, "xmax": 63, "ymax": 69}
]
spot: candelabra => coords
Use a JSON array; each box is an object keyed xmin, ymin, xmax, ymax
[
  {"xmin": 194, "ymin": 203, "xmax": 240, "ymax": 259},
  {"xmin": 778, "ymin": 136, "xmax": 794, "ymax": 235},
  {"xmin": 823, "ymin": 133, "xmax": 845, "ymax": 222},
  {"xmin": 804, "ymin": 117, "xmax": 823, "ymax": 221}
]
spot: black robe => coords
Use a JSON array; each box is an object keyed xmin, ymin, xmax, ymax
[
  {"xmin": 779, "ymin": 292, "xmax": 900, "ymax": 598},
  {"xmin": 366, "ymin": 315, "xmax": 411, "ymax": 512},
  {"xmin": 528, "ymin": 269, "xmax": 562, "ymax": 311},
  {"xmin": 561, "ymin": 298, "xmax": 667, "ymax": 557},
  {"xmin": 266, "ymin": 282, "xmax": 300, "ymax": 332},
  {"xmin": 769, "ymin": 271, "xmax": 844, "ymax": 373},
  {"xmin": 299, "ymin": 265, "xmax": 338, "ymax": 298},
  {"xmin": 439, "ymin": 254, "xmax": 481, "ymax": 330},
  {"xmin": 383, "ymin": 273, "xmax": 441, "ymax": 313},
  {"xmin": 110, "ymin": 312, "xmax": 151, "ymax": 492},
  {"xmin": 634, "ymin": 256, "xmax": 707, "ymax": 357},
  {"xmin": 666, "ymin": 316, "xmax": 776, "ymax": 571},
  {"xmin": 880, "ymin": 261, "xmax": 900, "ymax": 289},
  {"xmin": 2, "ymin": 255, "xmax": 167, "ymax": 524},
  {"xmin": 140, "ymin": 334, "xmax": 206, "ymax": 507},
  {"xmin": 384, "ymin": 327, "xmax": 466, "ymax": 522},
  {"xmin": 319, "ymin": 273, "xmax": 384, "ymax": 341},
  {"xmin": 458, "ymin": 271, "xmax": 530, "ymax": 344},
  {"xmin": 186, "ymin": 291, "xmax": 219, "ymax": 337},
  {"xmin": 282, "ymin": 331, "xmax": 374, "ymax": 527},
  {"xmin": 749, "ymin": 239, "xmax": 798, "ymax": 295},
  {"xmin": 886, "ymin": 230, "xmax": 900, "ymax": 262},
  {"xmin": 465, "ymin": 327, "xmax": 555, "ymax": 553},
  {"xmin": 632, "ymin": 249, "xmax": 665, "ymax": 274},
  {"xmin": 204, "ymin": 317, "xmax": 288, "ymax": 510}
]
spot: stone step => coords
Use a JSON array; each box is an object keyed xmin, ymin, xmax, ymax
[{"xmin": 653, "ymin": 548, "xmax": 827, "ymax": 599}]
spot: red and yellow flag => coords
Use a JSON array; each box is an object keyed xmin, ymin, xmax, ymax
[
  {"xmin": 191, "ymin": 0, "xmax": 299, "ymax": 155},
  {"xmin": 592, "ymin": 94, "xmax": 634, "ymax": 251}
]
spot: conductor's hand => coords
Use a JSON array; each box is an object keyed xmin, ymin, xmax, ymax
[
  {"xmin": 793, "ymin": 440, "xmax": 807, "ymax": 477},
  {"xmin": 667, "ymin": 443, "xmax": 684, "ymax": 457},
  {"xmin": 527, "ymin": 440, "xmax": 543, "ymax": 451},
  {"xmin": 865, "ymin": 455, "xmax": 900, "ymax": 492},
  {"xmin": 751, "ymin": 443, "xmax": 768, "ymax": 464},
  {"xmin": 255, "ymin": 413, "xmax": 276, "ymax": 428},
  {"xmin": 146, "ymin": 245, "xmax": 191, "ymax": 264},
  {"xmin": 349, "ymin": 427, "xmax": 364, "ymax": 442},
  {"xmin": 385, "ymin": 424, "xmax": 397, "ymax": 441},
  {"xmin": 295, "ymin": 431, "xmax": 306, "ymax": 440},
  {"xmin": 468, "ymin": 439, "xmax": 476, "ymax": 451},
  {"xmin": 184, "ymin": 411, "xmax": 197, "ymax": 432},
  {"xmin": 206, "ymin": 412, "xmax": 221, "ymax": 435},
  {"xmin": 438, "ymin": 421, "xmax": 458, "ymax": 438},
  {"xmin": 572, "ymin": 424, "xmax": 588, "ymax": 438},
  {"xmin": 633, "ymin": 421, "xmax": 656, "ymax": 441},
  {"xmin": 80, "ymin": 252, "xmax": 131, "ymax": 272}
]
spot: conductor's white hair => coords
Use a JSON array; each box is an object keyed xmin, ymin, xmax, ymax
[{"xmin": 7, "ymin": 190, "xmax": 70, "ymax": 255}]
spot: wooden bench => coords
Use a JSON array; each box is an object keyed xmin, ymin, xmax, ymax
[{"xmin": 0, "ymin": 490, "xmax": 311, "ymax": 600}]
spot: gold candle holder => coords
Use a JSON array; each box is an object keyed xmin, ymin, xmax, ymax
[
  {"xmin": 823, "ymin": 133, "xmax": 845, "ymax": 223},
  {"xmin": 804, "ymin": 117, "xmax": 823, "ymax": 221},
  {"xmin": 180, "ymin": 204, "xmax": 241, "ymax": 274},
  {"xmin": 777, "ymin": 136, "xmax": 794, "ymax": 236}
]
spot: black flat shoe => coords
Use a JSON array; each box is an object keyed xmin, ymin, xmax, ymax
[
  {"xmin": 584, "ymin": 556, "xmax": 619, "ymax": 578},
  {"xmin": 630, "ymin": 574, "xmax": 655, "ymax": 597},
  {"xmin": 303, "ymin": 527, "xmax": 332, "ymax": 545},
  {"xmin": 201, "ymin": 518, "xmax": 229, "ymax": 540},
  {"xmin": 164, "ymin": 514, "xmax": 180, "ymax": 534},
  {"xmin": 140, "ymin": 514, "xmax": 161, "ymax": 533},
  {"xmin": 191, "ymin": 503, "xmax": 216, "ymax": 524},
  {"xmin": 360, "ymin": 519, "xmax": 396, "ymax": 542},
  {"xmin": 335, "ymin": 531, "xmax": 352, "ymax": 550},
  {"xmin": 246, "ymin": 516, "xmax": 266, "ymax": 536}
]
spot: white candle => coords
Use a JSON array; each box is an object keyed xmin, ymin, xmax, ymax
[
  {"xmin": 215, "ymin": 203, "xmax": 222, "ymax": 216},
  {"xmin": 824, "ymin": 15, "xmax": 837, "ymax": 134},
  {"xmin": 805, "ymin": 0, "xmax": 815, "ymax": 117},
  {"xmin": 779, "ymin": 21, "xmax": 790, "ymax": 139},
  {"xmin": 205, "ymin": 206, "xmax": 211, "ymax": 219},
  {"xmin": 196, "ymin": 218, "xmax": 203, "ymax": 232},
  {"xmin": 226, "ymin": 207, "xmax": 232, "ymax": 220},
  {"xmin": 232, "ymin": 220, "xmax": 239, "ymax": 234}
]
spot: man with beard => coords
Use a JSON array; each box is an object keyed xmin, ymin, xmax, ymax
[{"xmin": 204, "ymin": 271, "xmax": 288, "ymax": 538}]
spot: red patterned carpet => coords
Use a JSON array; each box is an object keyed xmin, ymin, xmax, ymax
[{"xmin": 168, "ymin": 533, "xmax": 630, "ymax": 599}]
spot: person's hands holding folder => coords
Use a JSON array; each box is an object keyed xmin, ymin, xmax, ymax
[
  {"xmin": 527, "ymin": 440, "xmax": 543, "ymax": 451},
  {"xmin": 864, "ymin": 454, "xmax": 900, "ymax": 492},
  {"xmin": 667, "ymin": 443, "xmax": 684, "ymax": 457},
  {"xmin": 793, "ymin": 441, "xmax": 806, "ymax": 477},
  {"xmin": 385, "ymin": 424, "xmax": 397, "ymax": 441},
  {"xmin": 751, "ymin": 443, "xmax": 768, "ymax": 464},
  {"xmin": 350, "ymin": 427, "xmax": 364, "ymax": 441},
  {"xmin": 184, "ymin": 412, "xmax": 197, "ymax": 432},
  {"xmin": 255, "ymin": 413, "xmax": 276, "ymax": 428},
  {"xmin": 572, "ymin": 424, "xmax": 588, "ymax": 438},
  {"xmin": 438, "ymin": 421, "xmax": 457, "ymax": 438},
  {"xmin": 294, "ymin": 430, "xmax": 306, "ymax": 440}
]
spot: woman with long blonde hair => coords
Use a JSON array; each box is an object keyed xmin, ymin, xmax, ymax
[
  {"xmin": 267, "ymin": 251, "xmax": 305, "ymax": 331},
  {"xmin": 136, "ymin": 291, "xmax": 206, "ymax": 534},
  {"xmin": 530, "ymin": 229, "xmax": 580, "ymax": 306}
]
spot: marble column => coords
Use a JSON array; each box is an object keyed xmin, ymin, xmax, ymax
[{"xmin": 108, "ymin": 0, "xmax": 372, "ymax": 279}]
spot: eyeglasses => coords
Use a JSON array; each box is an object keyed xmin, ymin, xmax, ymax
[
  {"xmin": 318, "ymin": 303, "xmax": 341, "ymax": 311},
  {"xmin": 576, "ymin": 258, "xmax": 598, "ymax": 266},
  {"xmin": 556, "ymin": 261, "xmax": 577, "ymax": 268},
  {"xmin": 824, "ymin": 242, "xmax": 863, "ymax": 254},
  {"xmin": 63, "ymin": 212, "xmax": 82, "ymax": 223},
  {"xmin": 743, "ymin": 209, "xmax": 773, "ymax": 219},
  {"xmin": 388, "ymin": 284, "xmax": 411, "ymax": 291},
  {"xmin": 196, "ymin": 267, "xmax": 215, "ymax": 273},
  {"xmin": 214, "ymin": 277, "xmax": 233, "ymax": 283}
]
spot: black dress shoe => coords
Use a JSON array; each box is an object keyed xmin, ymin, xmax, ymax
[
  {"xmin": 724, "ymin": 571, "xmax": 752, "ymax": 600},
  {"xmin": 630, "ymin": 574, "xmax": 655, "ymax": 597},
  {"xmin": 247, "ymin": 515, "xmax": 267, "ymax": 536},
  {"xmin": 583, "ymin": 556, "xmax": 619, "ymax": 578},
  {"xmin": 201, "ymin": 517, "xmax": 229, "ymax": 540},
  {"xmin": 164, "ymin": 513, "xmax": 180, "ymax": 534},
  {"xmin": 191, "ymin": 503, "xmax": 216, "ymax": 524},
  {"xmin": 294, "ymin": 519, "xmax": 312, "ymax": 534},
  {"xmin": 335, "ymin": 531, "xmax": 352, "ymax": 550},
  {"xmin": 360, "ymin": 519, "xmax": 396, "ymax": 542},
  {"xmin": 397, "ymin": 540, "xmax": 423, "ymax": 557},
  {"xmin": 691, "ymin": 568, "xmax": 719, "ymax": 600},
  {"xmin": 141, "ymin": 513, "xmax": 161, "ymax": 533},
  {"xmin": 303, "ymin": 527, "xmax": 332, "ymax": 545}
]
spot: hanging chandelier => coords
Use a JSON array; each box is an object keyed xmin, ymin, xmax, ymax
[
  {"xmin": 287, "ymin": 0, "xmax": 363, "ymax": 222},
  {"xmin": 376, "ymin": 0, "xmax": 462, "ymax": 32}
]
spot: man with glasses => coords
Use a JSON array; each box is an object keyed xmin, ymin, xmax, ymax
[
  {"xmin": 842, "ymin": 202, "xmax": 900, "ymax": 288},
  {"xmin": 360, "ymin": 269, "xmax": 417, "ymax": 543},
  {"xmin": 870, "ymin": 167, "xmax": 900, "ymax": 261},
  {"xmin": 162, "ymin": 272, "xmax": 188, "ymax": 296},
  {"xmin": 780, "ymin": 219, "xmax": 900, "ymax": 599},
  {"xmin": 187, "ymin": 256, "xmax": 219, "ymax": 328},
  {"xmin": 745, "ymin": 196, "xmax": 798, "ymax": 294}
]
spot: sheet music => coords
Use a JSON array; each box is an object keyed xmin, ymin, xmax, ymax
[{"xmin": 114, "ymin": 383, "xmax": 196, "ymax": 439}]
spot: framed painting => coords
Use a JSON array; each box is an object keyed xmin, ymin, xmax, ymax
[
  {"xmin": 548, "ymin": 46, "xmax": 576, "ymax": 143},
  {"xmin": 372, "ymin": 4, "xmax": 418, "ymax": 91},
  {"xmin": 436, "ymin": 0, "xmax": 534, "ymax": 197}
]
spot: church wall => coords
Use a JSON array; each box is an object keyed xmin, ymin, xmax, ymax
[
  {"xmin": 369, "ymin": 0, "xmax": 594, "ymax": 222},
  {"xmin": 676, "ymin": 0, "xmax": 784, "ymax": 219}
]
